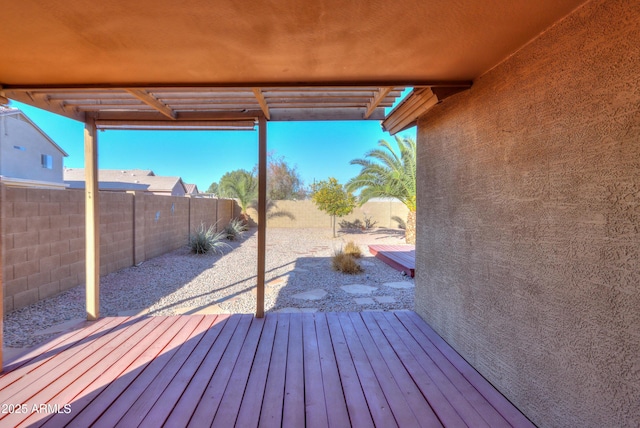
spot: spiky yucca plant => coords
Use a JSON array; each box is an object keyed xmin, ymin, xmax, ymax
[
  {"xmin": 224, "ymin": 218, "xmax": 248, "ymax": 241},
  {"xmin": 189, "ymin": 223, "xmax": 230, "ymax": 254}
]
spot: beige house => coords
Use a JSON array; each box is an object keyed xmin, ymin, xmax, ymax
[
  {"xmin": 183, "ymin": 182, "xmax": 199, "ymax": 195},
  {"xmin": 0, "ymin": 107, "xmax": 68, "ymax": 188},
  {"xmin": 64, "ymin": 168, "xmax": 187, "ymax": 196}
]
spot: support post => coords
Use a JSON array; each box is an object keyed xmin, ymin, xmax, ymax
[
  {"xmin": 256, "ymin": 115, "xmax": 267, "ymax": 318},
  {"xmin": 85, "ymin": 118, "xmax": 100, "ymax": 320}
]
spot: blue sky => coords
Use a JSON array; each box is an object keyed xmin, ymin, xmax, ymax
[{"xmin": 10, "ymin": 100, "xmax": 415, "ymax": 192}]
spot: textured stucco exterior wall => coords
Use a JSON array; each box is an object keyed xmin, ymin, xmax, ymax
[
  {"xmin": 414, "ymin": 0, "xmax": 640, "ymax": 426},
  {"xmin": 0, "ymin": 114, "xmax": 65, "ymax": 184}
]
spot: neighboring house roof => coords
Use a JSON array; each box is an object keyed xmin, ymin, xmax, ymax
[
  {"xmin": 64, "ymin": 168, "xmax": 187, "ymax": 194},
  {"xmin": 0, "ymin": 107, "xmax": 69, "ymax": 157},
  {"xmin": 184, "ymin": 183, "xmax": 199, "ymax": 194},
  {"xmin": 65, "ymin": 180, "xmax": 150, "ymax": 191}
]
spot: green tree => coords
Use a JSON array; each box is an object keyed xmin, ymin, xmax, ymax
[
  {"xmin": 219, "ymin": 169, "xmax": 257, "ymax": 220},
  {"xmin": 311, "ymin": 177, "xmax": 356, "ymax": 237},
  {"xmin": 206, "ymin": 181, "xmax": 219, "ymax": 195},
  {"xmin": 346, "ymin": 136, "xmax": 417, "ymax": 243},
  {"xmin": 267, "ymin": 153, "xmax": 307, "ymax": 200}
]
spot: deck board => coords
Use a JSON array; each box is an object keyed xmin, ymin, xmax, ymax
[
  {"xmin": 369, "ymin": 244, "xmax": 416, "ymax": 277},
  {"xmin": 0, "ymin": 312, "xmax": 534, "ymax": 427}
]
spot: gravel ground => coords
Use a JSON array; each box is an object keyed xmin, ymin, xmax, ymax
[{"xmin": 4, "ymin": 227, "xmax": 414, "ymax": 348}]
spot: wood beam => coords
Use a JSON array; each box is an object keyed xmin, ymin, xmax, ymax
[
  {"xmin": 93, "ymin": 110, "xmax": 261, "ymax": 122},
  {"xmin": 256, "ymin": 115, "xmax": 267, "ymax": 318},
  {"xmin": 252, "ymin": 88, "xmax": 271, "ymax": 120},
  {"xmin": 84, "ymin": 118, "xmax": 100, "ymax": 320},
  {"xmin": 382, "ymin": 88, "xmax": 440, "ymax": 135},
  {"xmin": 94, "ymin": 120, "xmax": 256, "ymax": 131},
  {"xmin": 2, "ymin": 81, "xmax": 472, "ymax": 91},
  {"xmin": 126, "ymin": 89, "xmax": 176, "ymax": 120},
  {"xmin": 364, "ymin": 87, "xmax": 393, "ymax": 119}
]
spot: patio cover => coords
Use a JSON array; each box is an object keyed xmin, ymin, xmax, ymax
[{"xmin": 0, "ymin": 0, "xmax": 588, "ymax": 328}]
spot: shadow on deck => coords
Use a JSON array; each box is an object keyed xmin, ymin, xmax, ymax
[{"xmin": 0, "ymin": 312, "xmax": 533, "ymax": 427}]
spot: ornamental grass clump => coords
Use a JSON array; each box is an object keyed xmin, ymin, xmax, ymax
[
  {"xmin": 344, "ymin": 240, "xmax": 362, "ymax": 258},
  {"xmin": 224, "ymin": 218, "xmax": 248, "ymax": 241},
  {"xmin": 332, "ymin": 249, "xmax": 363, "ymax": 274},
  {"xmin": 189, "ymin": 222, "xmax": 230, "ymax": 254}
]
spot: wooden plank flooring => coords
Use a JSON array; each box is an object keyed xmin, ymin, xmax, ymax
[
  {"xmin": 0, "ymin": 312, "xmax": 534, "ymax": 427},
  {"xmin": 369, "ymin": 244, "xmax": 416, "ymax": 277}
]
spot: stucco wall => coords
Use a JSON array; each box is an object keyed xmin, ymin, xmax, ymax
[
  {"xmin": 0, "ymin": 114, "xmax": 65, "ymax": 184},
  {"xmin": 414, "ymin": 0, "xmax": 639, "ymax": 426}
]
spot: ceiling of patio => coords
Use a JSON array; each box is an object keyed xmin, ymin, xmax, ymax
[{"xmin": 0, "ymin": 0, "xmax": 588, "ymax": 123}]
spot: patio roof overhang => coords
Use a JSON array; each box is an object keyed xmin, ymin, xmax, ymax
[{"xmin": 0, "ymin": 0, "xmax": 589, "ymax": 365}]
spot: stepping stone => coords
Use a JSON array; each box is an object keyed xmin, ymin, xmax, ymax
[
  {"xmin": 354, "ymin": 297, "xmax": 375, "ymax": 305},
  {"xmin": 360, "ymin": 260, "xmax": 375, "ymax": 267},
  {"xmin": 291, "ymin": 289, "xmax": 327, "ymax": 301},
  {"xmin": 33, "ymin": 318, "xmax": 87, "ymax": 336},
  {"xmin": 375, "ymin": 296, "xmax": 396, "ymax": 304},
  {"xmin": 267, "ymin": 277, "xmax": 288, "ymax": 288},
  {"xmin": 292, "ymin": 268, "xmax": 309, "ymax": 273},
  {"xmin": 383, "ymin": 281, "xmax": 414, "ymax": 289},
  {"xmin": 340, "ymin": 284, "xmax": 377, "ymax": 294},
  {"xmin": 274, "ymin": 307, "xmax": 319, "ymax": 313}
]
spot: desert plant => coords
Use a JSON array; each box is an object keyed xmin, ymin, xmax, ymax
[
  {"xmin": 224, "ymin": 218, "xmax": 248, "ymax": 241},
  {"xmin": 332, "ymin": 250, "xmax": 363, "ymax": 274},
  {"xmin": 363, "ymin": 215, "xmax": 378, "ymax": 230},
  {"xmin": 344, "ymin": 241, "xmax": 362, "ymax": 258},
  {"xmin": 189, "ymin": 223, "xmax": 230, "ymax": 254},
  {"xmin": 391, "ymin": 215, "xmax": 406, "ymax": 229},
  {"xmin": 339, "ymin": 219, "xmax": 364, "ymax": 230}
]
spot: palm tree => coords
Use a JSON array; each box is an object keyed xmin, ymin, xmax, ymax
[
  {"xmin": 346, "ymin": 136, "xmax": 417, "ymax": 243},
  {"xmin": 220, "ymin": 170, "xmax": 257, "ymax": 221}
]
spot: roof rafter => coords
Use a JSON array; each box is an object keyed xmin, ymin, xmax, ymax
[
  {"xmin": 364, "ymin": 87, "xmax": 393, "ymax": 119},
  {"xmin": 252, "ymin": 88, "xmax": 271, "ymax": 120},
  {"xmin": 126, "ymin": 89, "xmax": 176, "ymax": 120}
]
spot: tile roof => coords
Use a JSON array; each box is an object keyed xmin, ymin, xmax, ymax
[{"xmin": 64, "ymin": 168, "xmax": 184, "ymax": 193}]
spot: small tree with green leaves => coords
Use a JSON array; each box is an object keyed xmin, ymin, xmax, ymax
[{"xmin": 311, "ymin": 177, "xmax": 356, "ymax": 237}]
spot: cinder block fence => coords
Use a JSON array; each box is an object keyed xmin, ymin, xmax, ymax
[{"xmin": 0, "ymin": 185, "xmax": 235, "ymax": 312}]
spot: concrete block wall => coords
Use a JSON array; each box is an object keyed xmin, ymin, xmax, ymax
[
  {"xmin": 414, "ymin": 0, "xmax": 640, "ymax": 426},
  {"xmin": 244, "ymin": 199, "xmax": 409, "ymax": 228},
  {"xmin": 143, "ymin": 196, "xmax": 190, "ymax": 260},
  {"xmin": 189, "ymin": 197, "xmax": 218, "ymax": 234},
  {"xmin": 1, "ymin": 187, "xmax": 227, "ymax": 312}
]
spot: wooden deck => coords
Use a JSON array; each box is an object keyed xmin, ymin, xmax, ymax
[
  {"xmin": 369, "ymin": 244, "xmax": 416, "ymax": 277},
  {"xmin": 0, "ymin": 312, "xmax": 533, "ymax": 427}
]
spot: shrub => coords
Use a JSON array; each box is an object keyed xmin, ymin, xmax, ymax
[
  {"xmin": 189, "ymin": 223, "xmax": 230, "ymax": 254},
  {"xmin": 344, "ymin": 241, "xmax": 362, "ymax": 258},
  {"xmin": 339, "ymin": 219, "xmax": 364, "ymax": 230},
  {"xmin": 224, "ymin": 218, "xmax": 248, "ymax": 241},
  {"xmin": 392, "ymin": 215, "xmax": 406, "ymax": 230},
  {"xmin": 332, "ymin": 250, "xmax": 363, "ymax": 274},
  {"xmin": 363, "ymin": 215, "xmax": 377, "ymax": 230}
]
